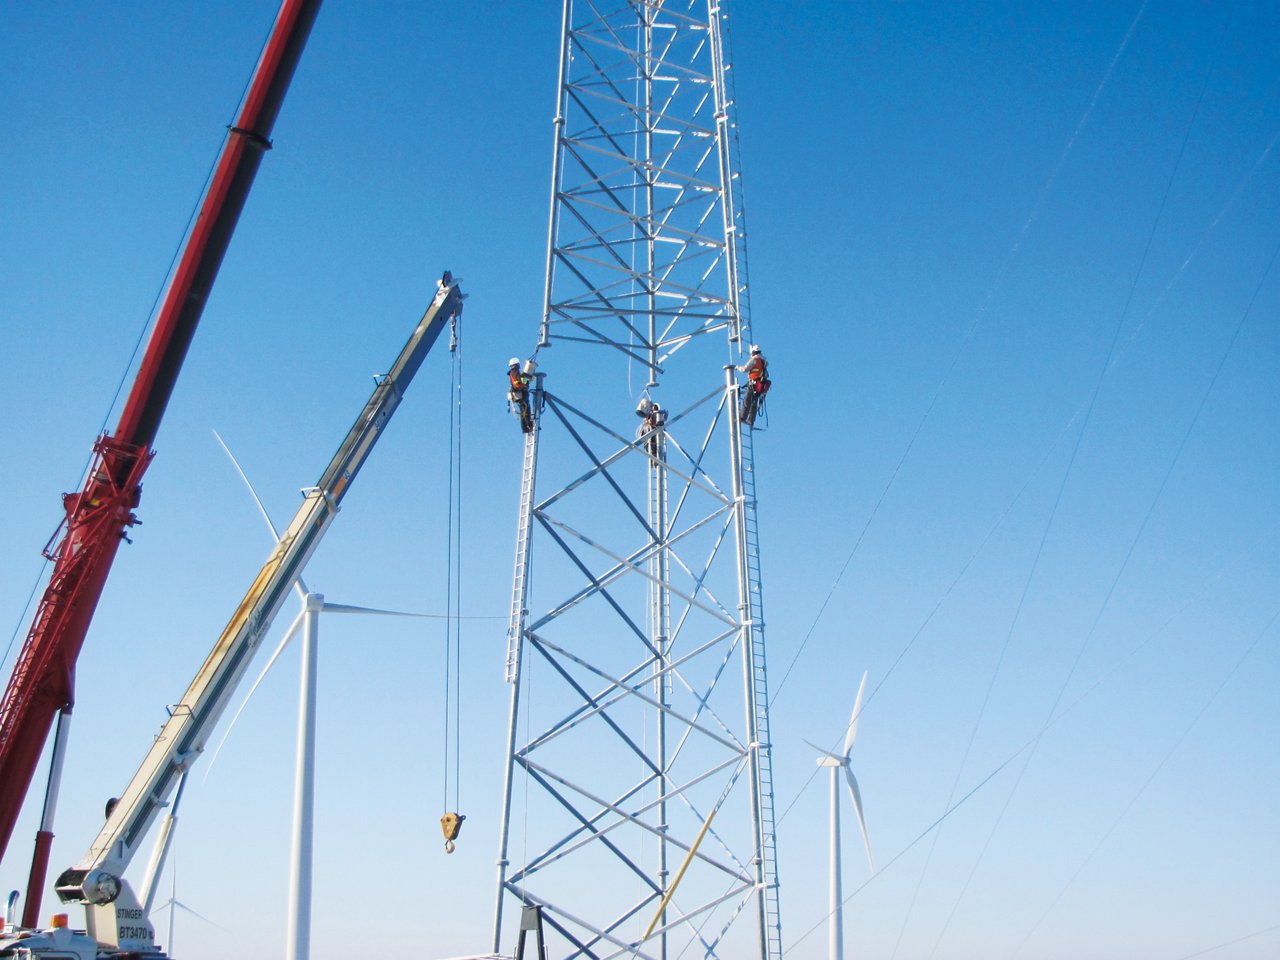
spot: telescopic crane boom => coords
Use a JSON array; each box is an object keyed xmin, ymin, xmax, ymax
[
  {"xmin": 1, "ymin": 276, "xmax": 464, "ymax": 959},
  {"xmin": 0, "ymin": 0, "xmax": 323, "ymax": 923}
]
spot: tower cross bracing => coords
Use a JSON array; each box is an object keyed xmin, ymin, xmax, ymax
[{"xmin": 494, "ymin": 3, "xmax": 779, "ymax": 959}]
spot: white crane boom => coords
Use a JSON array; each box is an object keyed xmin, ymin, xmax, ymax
[{"xmin": 35, "ymin": 277, "xmax": 462, "ymax": 956}]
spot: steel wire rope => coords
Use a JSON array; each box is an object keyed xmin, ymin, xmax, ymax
[
  {"xmin": 1043, "ymin": 231, "xmax": 1277, "ymax": 762},
  {"xmin": 786, "ymin": 742, "xmax": 1031, "ymax": 954},
  {"xmin": 1007, "ymin": 609, "xmax": 1279, "ymax": 958},
  {"xmin": 778, "ymin": 60, "xmax": 1280, "ymax": 849},
  {"xmin": 998, "ymin": 238, "xmax": 1280, "ymax": 959},
  {"xmin": 771, "ymin": 387, "xmax": 1092, "ymax": 838},
  {"xmin": 774, "ymin": 75, "xmax": 1276, "ymax": 798},
  {"xmin": 771, "ymin": 409, "xmax": 1274, "ymax": 837},
  {"xmin": 98, "ymin": 10, "xmax": 274, "ymax": 446},
  {"xmin": 2, "ymin": 11, "xmax": 278, "ymax": 758},
  {"xmin": 781, "ymin": 532, "xmax": 1268, "ymax": 949},
  {"xmin": 1, "ymin": 569, "xmax": 48, "ymax": 681},
  {"xmin": 441, "ymin": 307, "xmax": 465, "ymax": 814},
  {"xmin": 783, "ymin": 603, "xmax": 1279, "ymax": 956},
  {"xmin": 441, "ymin": 350, "xmax": 454, "ymax": 814},
  {"xmin": 772, "ymin": 487, "xmax": 1270, "ymax": 946},
  {"xmin": 1113, "ymin": 126, "xmax": 1279, "ymax": 364},
  {"xmin": 1172, "ymin": 923, "xmax": 1280, "ymax": 960},
  {"xmin": 453, "ymin": 314, "xmax": 464, "ymax": 813},
  {"xmin": 925, "ymin": 45, "xmax": 1244, "ymax": 956},
  {"xmin": 773, "ymin": 197, "xmax": 1261, "ymax": 837},
  {"xmin": 772, "ymin": 209, "xmax": 1271, "ymax": 956},
  {"xmin": 770, "ymin": 0, "xmax": 1151, "ymax": 708},
  {"xmin": 770, "ymin": 0, "xmax": 1156, "ymax": 900}
]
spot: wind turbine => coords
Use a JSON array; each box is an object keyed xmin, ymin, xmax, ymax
[
  {"xmin": 266, "ymin": 588, "xmax": 430, "ymax": 960},
  {"xmin": 805, "ymin": 671, "xmax": 874, "ymax": 960},
  {"xmin": 209, "ymin": 431, "xmax": 435, "ymax": 960},
  {"xmin": 148, "ymin": 840, "xmax": 225, "ymax": 956}
]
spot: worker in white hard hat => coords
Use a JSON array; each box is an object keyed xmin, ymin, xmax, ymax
[
  {"xmin": 508, "ymin": 357, "xmax": 533, "ymax": 433},
  {"xmin": 635, "ymin": 396, "xmax": 667, "ymax": 457},
  {"xmin": 737, "ymin": 344, "xmax": 770, "ymax": 427}
]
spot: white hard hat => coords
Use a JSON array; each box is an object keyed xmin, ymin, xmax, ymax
[
  {"xmin": 749, "ymin": 344, "xmax": 761, "ymax": 355},
  {"xmin": 508, "ymin": 357, "xmax": 521, "ymax": 367}
]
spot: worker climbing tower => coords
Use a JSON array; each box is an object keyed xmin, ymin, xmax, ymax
[{"xmin": 493, "ymin": 3, "xmax": 780, "ymax": 959}]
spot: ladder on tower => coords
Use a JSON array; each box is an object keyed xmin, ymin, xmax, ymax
[
  {"xmin": 506, "ymin": 395, "xmax": 541, "ymax": 683},
  {"xmin": 739, "ymin": 423, "xmax": 783, "ymax": 959}
]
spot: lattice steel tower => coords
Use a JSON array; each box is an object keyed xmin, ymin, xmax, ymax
[{"xmin": 493, "ymin": 2, "xmax": 780, "ymax": 957}]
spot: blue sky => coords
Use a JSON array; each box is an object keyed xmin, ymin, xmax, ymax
[{"xmin": 1, "ymin": 2, "xmax": 1277, "ymax": 959}]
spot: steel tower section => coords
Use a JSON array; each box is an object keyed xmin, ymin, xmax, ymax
[{"xmin": 492, "ymin": 3, "xmax": 779, "ymax": 959}]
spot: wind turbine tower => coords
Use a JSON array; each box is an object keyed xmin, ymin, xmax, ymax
[
  {"xmin": 808, "ymin": 672, "xmax": 874, "ymax": 960},
  {"xmin": 492, "ymin": 2, "xmax": 781, "ymax": 958}
]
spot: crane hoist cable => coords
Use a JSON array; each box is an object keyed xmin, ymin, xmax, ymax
[{"xmin": 440, "ymin": 304, "xmax": 465, "ymax": 853}]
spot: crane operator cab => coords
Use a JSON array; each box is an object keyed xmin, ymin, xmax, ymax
[{"xmin": 0, "ymin": 912, "xmax": 116, "ymax": 960}]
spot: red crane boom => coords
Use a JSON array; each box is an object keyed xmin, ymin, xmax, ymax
[{"xmin": 0, "ymin": 0, "xmax": 323, "ymax": 912}]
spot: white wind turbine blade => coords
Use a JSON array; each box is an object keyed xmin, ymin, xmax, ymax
[
  {"xmin": 319, "ymin": 601, "xmax": 438, "ymax": 617},
  {"xmin": 170, "ymin": 899, "xmax": 226, "ymax": 930},
  {"xmin": 203, "ymin": 608, "xmax": 305, "ymax": 781},
  {"xmin": 843, "ymin": 671, "xmax": 868, "ymax": 758},
  {"xmin": 151, "ymin": 897, "xmax": 225, "ymax": 931},
  {"xmin": 803, "ymin": 737, "xmax": 843, "ymax": 761},
  {"xmin": 319, "ymin": 601, "xmax": 502, "ymax": 619},
  {"xmin": 844, "ymin": 766, "xmax": 874, "ymax": 873},
  {"xmin": 213, "ymin": 428, "xmax": 308, "ymax": 600},
  {"xmin": 213, "ymin": 432, "xmax": 281, "ymax": 545}
]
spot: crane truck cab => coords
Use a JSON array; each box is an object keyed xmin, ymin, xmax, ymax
[{"xmin": 0, "ymin": 915, "xmax": 117, "ymax": 960}]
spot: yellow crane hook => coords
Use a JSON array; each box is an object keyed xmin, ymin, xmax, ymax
[{"xmin": 440, "ymin": 811, "xmax": 466, "ymax": 854}]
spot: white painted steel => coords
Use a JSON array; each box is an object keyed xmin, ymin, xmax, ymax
[
  {"xmin": 138, "ymin": 772, "xmax": 186, "ymax": 916},
  {"xmin": 286, "ymin": 595, "xmax": 320, "ymax": 960},
  {"xmin": 809, "ymin": 671, "xmax": 874, "ymax": 960},
  {"xmin": 47, "ymin": 281, "xmax": 463, "ymax": 952},
  {"xmin": 492, "ymin": 4, "xmax": 776, "ymax": 957}
]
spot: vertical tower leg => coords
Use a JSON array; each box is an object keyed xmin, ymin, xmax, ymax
[
  {"xmin": 495, "ymin": 1, "xmax": 779, "ymax": 954},
  {"xmin": 493, "ymin": 406, "xmax": 543, "ymax": 952},
  {"xmin": 649, "ymin": 422, "xmax": 670, "ymax": 960}
]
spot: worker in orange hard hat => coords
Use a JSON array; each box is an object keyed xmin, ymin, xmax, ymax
[
  {"xmin": 508, "ymin": 357, "xmax": 534, "ymax": 433},
  {"xmin": 737, "ymin": 344, "xmax": 770, "ymax": 427}
]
